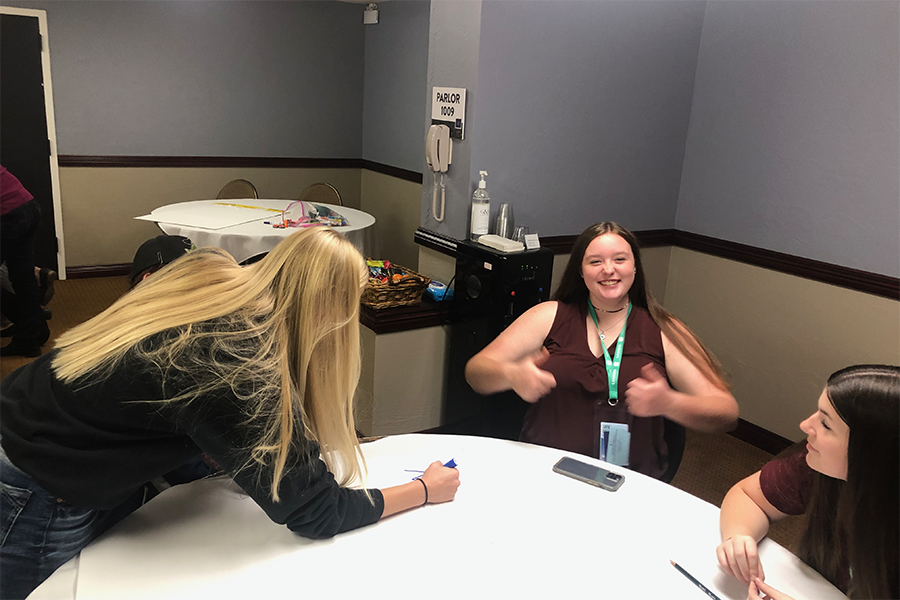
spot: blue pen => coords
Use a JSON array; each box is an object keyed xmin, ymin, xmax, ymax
[{"xmin": 404, "ymin": 458, "xmax": 457, "ymax": 477}]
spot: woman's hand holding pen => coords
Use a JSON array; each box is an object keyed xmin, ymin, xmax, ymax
[
  {"xmin": 420, "ymin": 461, "xmax": 460, "ymax": 504},
  {"xmin": 748, "ymin": 578, "xmax": 795, "ymax": 600},
  {"xmin": 717, "ymin": 534, "xmax": 765, "ymax": 583},
  {"xmin": 509, "ymin": 347, "xmax": 557, "ymax": 403}
]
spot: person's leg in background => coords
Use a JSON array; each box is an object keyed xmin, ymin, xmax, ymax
[
  {"xmin": 0, "ymin": 264, "xmax": 55, "ymax": 338},
  {"xmin": 0, "ymin": 199, "xmax": 49, "ymax": 356}
]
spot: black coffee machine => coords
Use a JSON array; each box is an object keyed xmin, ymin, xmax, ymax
[{"xmin": 443, "ymin": 239, "xmax": 554, "ymax": 439}]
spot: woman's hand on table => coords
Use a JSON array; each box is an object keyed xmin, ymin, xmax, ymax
[
  {"xmin": 717, "ymin": 534, "xmax": 765, "ymax": 583},
  {"xmin": 748, "ymin": 577, "xmax": 795, "ymax": 600},
  {"xmin": 420, "ymin": 461, "xmax": 461, "ymax": 504}
]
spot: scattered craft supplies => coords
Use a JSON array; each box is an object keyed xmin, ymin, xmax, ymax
[{"xmin": 272, "ymin": 201, "xmax": 349, "ymax": 228}]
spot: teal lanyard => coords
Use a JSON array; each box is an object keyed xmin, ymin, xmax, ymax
[{"xmin": 588, "ymin": 301, "xmax": 632, "ymax": 406}]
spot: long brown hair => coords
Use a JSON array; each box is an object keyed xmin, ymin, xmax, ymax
[
  {"xmin": 797, "ymin": 364, "xmax": 899, "ymax": 599},
  {"xmin": 553, "ymin": 222, "xmax": 728, "ymax": 389},
  {"xmin": 54, "ymin": 228, "xmax": 369, "ymax": 501}
]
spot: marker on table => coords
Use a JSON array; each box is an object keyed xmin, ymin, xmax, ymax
[
  {"xmin": 669, "ymin": 560, "xmax": 722, "ymax": 600},
  {"xmin": 213, "ymin": 202, "xmax": 282, "ymax": 212}
]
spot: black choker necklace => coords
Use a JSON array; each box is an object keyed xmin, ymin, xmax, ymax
[{"xmin": 592, "ymin": 304, "xmax": 627, "ymax": 314}]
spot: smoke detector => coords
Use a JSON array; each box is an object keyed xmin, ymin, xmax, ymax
[{"xmin": 364, "ymin": 3, "xmax": 379, "ymax": 25}]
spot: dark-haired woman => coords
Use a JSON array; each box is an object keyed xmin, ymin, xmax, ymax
[
  {"xmin": 465, "ymin": 222, "xmax": 738, "ymax": 479},
  {"xmin": 716, "ymin": 365, "xmax": 899, "ymax": 600}
]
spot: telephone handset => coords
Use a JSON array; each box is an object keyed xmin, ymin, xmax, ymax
[
  {"xmin": 425, "ymin": 124, "xmax": 451, "ymax": 222},
  {"xmin": 426, "ymin": 124, "xmax": 451, "ymax": 173}
]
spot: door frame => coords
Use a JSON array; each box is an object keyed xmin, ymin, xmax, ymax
[{"xmin": 1, "ymin": 6, "xmax": 66, "ymax": 278}]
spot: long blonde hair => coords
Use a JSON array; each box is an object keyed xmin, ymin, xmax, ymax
[{"xmin": 53, "ymin": 227, "xmax": 368, "ymax": 501}]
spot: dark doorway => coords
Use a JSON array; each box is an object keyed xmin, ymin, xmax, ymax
[{"xmin": 1, "ymin": 13, "xmax": 59, "ymax": 272}]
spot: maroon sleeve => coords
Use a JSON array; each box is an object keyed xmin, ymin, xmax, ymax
[{"xmin": 759, "ymin": 447, "xmax": 814, "ymax": 516}]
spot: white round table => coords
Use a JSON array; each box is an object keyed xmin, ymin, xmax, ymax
[
  {"xmin": 29, "ymin": 435, "xmax": 847, "ymax": 600},
  {"xmin": 137, "ymin": 199, "xmax": 376, "ymax": 264}
]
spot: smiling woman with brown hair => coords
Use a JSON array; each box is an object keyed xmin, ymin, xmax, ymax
[{"xmin": 465, "ymin": 222, "xmax": 738, "ymax": 480}]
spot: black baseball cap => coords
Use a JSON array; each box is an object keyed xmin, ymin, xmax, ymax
[{"xmin": 130, "ymin": 235, "xmax": 195, "ymax": 283}]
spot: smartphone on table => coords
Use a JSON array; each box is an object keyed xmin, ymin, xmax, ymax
[{"xmin": 552, "ymin": 457, "xmax": 625, "ymax": 491}]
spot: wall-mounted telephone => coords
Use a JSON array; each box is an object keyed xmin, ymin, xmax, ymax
[
  {"xmin": 426, "ymin": 124, "xmax": 451, "ymax": 222},
  {"xmin": 426, "ymin": 124, "xmax": 451, "ymax": 172}
]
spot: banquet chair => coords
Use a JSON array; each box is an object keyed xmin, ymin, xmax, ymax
[
  {"xmin": 298, "ymin": 182, "xmax": 342, "ymax": 206},
  {"xmin": 660, "ymin": 419, "xmax": 686, "ymax": 483},
  {"xmin": 217, "ymin": 179, "xmax": 258, "ymax": 200}
]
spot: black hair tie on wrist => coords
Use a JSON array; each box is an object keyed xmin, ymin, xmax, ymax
[{"xmin": 417, "ymin": 477, "xmax": 428, "ymax": 506}]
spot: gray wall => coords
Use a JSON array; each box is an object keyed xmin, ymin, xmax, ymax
[
  {"xmin": 471, "ymin": 0, "xmax": 706, "ymax": 237},
  {"xmin": 362, "ymin": 0, "xmax": 431, "ymax": 172},
  {"xmin": 677, "ymin": 0, "xmax": 900, "ymax": 276},
  {"xmin": 422, "ymin": 0, "xmax": 707, "ymax": 240},
  {"xmin": 420, "ymin": 0, "xmax": 483, "ymax": 236},
  {"xmin": 7, "ymin": 0, "xmax": 366, "ymax": 157}
]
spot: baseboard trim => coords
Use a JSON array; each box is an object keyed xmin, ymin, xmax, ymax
[
  {"xmin": 728, "ymin": 418, "xmax": 793, "ymax": 456},
  {"xmin": 57, "ymin": 155, "xmax": 424, "ymax": 184},
  {"xmin": 360, "ymin": 159, "xmax": 422, "ymax": 184},
  {"xmin": 511, "ymin": 229, "xmax": 898, "ymax": 300},
  {"xmin": 66, "ymin": 264, "xmax": 130, "ymax": 279},
  {"xmin": 673, "ymin": 230, "xmax": 898, "ymax": 300},
  {"xmin": 75, "ymin": 227, "xmax": 899, "ymax": 300},
  {"xmin": 58, "ymin": 155, "xmax": 359, "ymax": 169}
]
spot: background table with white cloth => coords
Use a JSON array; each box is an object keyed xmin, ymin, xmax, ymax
[
  {"xmin": 30, "ymin": 435, "xmax": 847, "ymax": 600},
  {"xmin": 136, "ymin": 199, "xmax": 376, "ymax": 264}
]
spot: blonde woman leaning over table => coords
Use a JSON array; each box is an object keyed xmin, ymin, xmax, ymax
[
  {"xmin": 465, "ymin": 222, "xmax": 738, "ymax": 479},
  {"xmin": 0, "ymin": 227, "xmax": 460, "ymax": 600},
  {"xmin": 717, "ymin": 365, "xmax": 899, "ymax": 600}
]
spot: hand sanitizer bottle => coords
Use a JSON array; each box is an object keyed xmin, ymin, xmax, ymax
[{"xmin": 470, "ymin": 170, "xmax": 490, "ymax": 242}]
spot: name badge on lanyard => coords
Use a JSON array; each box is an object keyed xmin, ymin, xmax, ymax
[{"xmin": 589, "ymin": 301, "xmax": 633, "ymax": 466}]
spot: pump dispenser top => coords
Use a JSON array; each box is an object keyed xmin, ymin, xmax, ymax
[{"xmin": 478, "ymin": 170, "xmax": 488, "ymax": 188}]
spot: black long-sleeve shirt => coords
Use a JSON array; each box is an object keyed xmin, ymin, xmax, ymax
[{"xmin": 0, "ymin": 349, "xmax": 384, "ymax": 539}]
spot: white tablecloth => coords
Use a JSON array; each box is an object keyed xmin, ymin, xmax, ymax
[
  {"xmin": 137, "ymin": 199, "xmax": 376, "ymax": 264},
  {"xmin": 30, "ymin": 435, "xmax": 846, "ymax": 600}
]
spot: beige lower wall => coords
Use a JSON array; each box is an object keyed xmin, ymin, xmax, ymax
[
  {"xmin": 411, "ymin": 244, "xmax": 899, "ymax": 440},
  {"xmin": 58, "ymin": 165, "xmax": 899, "ymax": 441},
  {"xmin": 417, "ymin": 246, "xmax": 457, "ymax": 284},
  {"xmin": 663, "ymin": 247, "xmax": 900, "ymax": 441},
  {"xmin": 357, "ymin": 324, "xmax": 450, "ymax": 436},
  {"xmin": 57, "ymin": 166, "xmax": 364, "ymax": 268},
  {"xmin": 359, "ymin": 170, "xmax": 423, "ymax": 268}
]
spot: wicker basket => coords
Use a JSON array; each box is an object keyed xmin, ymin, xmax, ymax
[{"xmin": 361, "ymin": 263, "xmax": 432, "ymax": 309}]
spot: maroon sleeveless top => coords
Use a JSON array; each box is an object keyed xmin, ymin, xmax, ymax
[{"xmin": 520, "ymin": 301, "xmax": 669, "ymax": 479}]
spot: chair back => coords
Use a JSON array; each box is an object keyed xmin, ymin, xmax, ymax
[
  {"xmin": 660, "ymin": 418, "xmax": 686, "ymax": 483},
  {"xmin": 298, "ymin": 182, "xmax": 342, "ymax": 206},
  {"xmin": 217, "ymin": 179, "xmax": 258, "ymax": 200}
]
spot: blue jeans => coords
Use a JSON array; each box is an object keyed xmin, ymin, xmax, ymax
[{"xmin": 0, "ymin": 446, "xmax": 99, "ymax": 600}]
